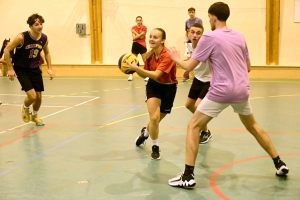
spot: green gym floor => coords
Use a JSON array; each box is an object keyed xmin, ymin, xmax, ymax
[{"xmin": 0, "ymin": 76, "xmax": 299, "ymax": 200}]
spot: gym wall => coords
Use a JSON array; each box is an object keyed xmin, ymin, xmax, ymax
[{"xmin": 0, "ymin": 0, "xmax": 299, "ymax": 66}]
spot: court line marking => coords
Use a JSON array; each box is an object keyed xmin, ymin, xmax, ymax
[
  {"xmin": 0, "ymin": 125, "xmax": 54, "ymax": 147},
  {"xmin": 0, "ymin": 90, "xmax": 298, "ymax": 178},
  {"xmin": 0, "ymin": 94, "xmax": 98, "ymax": 98},
  {"xmin": 210, "ymin": 153, "xmax": 300, "ymax": 200},
  {"xmin": 0, "ymin": 105, "xmax": 141, "ymax": 177},
  {"xmin": 0, "ymin": 104, "xmax": 67, "ymax": 108},
  {"xmin": 0, "ymin": 97, "xmax": 100, "ymax": 135}
]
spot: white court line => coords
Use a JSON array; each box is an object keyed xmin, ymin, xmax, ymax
[
  {"xmin": 0, "ymin": 94, "xmax": 98, "ymax": 98},
  {"xmin": 0, "ymin": 97, "xmax": 100, "ymax": 135},
  {"xmin": 74, "ymin": 97, "xmax": 100, "ymax": 107},
  {"xmin": 1, "ymin": 104, "xmax": 67, "ymax": 108}
]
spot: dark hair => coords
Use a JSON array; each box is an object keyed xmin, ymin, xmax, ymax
[
  {"xmin": 27, "ymin": 13, "xmax": 45, "ymax": 26},
  {"xmin": 208, "ymin": 2, "xmax": 230, "ymax": 21},
  {"xmin": 136, "ymin": 16, "xmax": 142, "ymax": 20},
  {"xmin": 189, "ymin": 23, "xmax": 204, "ymax": 32},
  {"xmin": 188, "ymin": 7, "xmax": 195, "ymax": 12}
]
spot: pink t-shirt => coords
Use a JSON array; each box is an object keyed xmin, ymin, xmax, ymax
[{"xmin": 192, "ymin": 29, "xmax": 250, "ymax": 103}]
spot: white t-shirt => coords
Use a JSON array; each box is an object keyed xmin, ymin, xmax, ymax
[
  {"xmin": 192, "ymin": 29, "xmax": 250, "ymax": 103},
  {"xmin": 185, "ymin": 42, "xmax": 211, "ymax": 83}
]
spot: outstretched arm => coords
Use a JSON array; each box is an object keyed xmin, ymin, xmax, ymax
[{"xmin": 167, "ymin": 47, "xmax": 199, "ymax": 72}]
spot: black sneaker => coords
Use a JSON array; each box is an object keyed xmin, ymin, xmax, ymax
[
  {"xmin": 168, "ymin": 172, "xmax": 196, "ymax": 188},
  {"xmin": 135, "ymin": 127, "xmax": 149, "ymax": 146},
  {"xmin": 200, "ymin": 130, "xmax": 212, "ymax": 144},
  {"xmin": 275, "ymin": 159, "xmax": 289, "ymax": 176},
  {"xmin": 151, "ymin": 145, "xmax": 160, "ymax": 160}
]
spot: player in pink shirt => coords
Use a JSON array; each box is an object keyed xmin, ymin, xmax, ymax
[{"xmin": 167, "ymin": 2, "xmax": 289, "ymax": 188}]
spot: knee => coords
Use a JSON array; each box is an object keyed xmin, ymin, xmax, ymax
[
  {"xmin": 149, "ymin": 115, "xmax": 160, "ymax": 126},
  {"xmin": 27, "ymin": 93, "xmax": 37, "ymax": 101},
  {"xmin": 185, "ymin": 103, "xmax": 194, "ymax": 113},
  {"xmin": 188, "ymin": 120, "xmax": 202, "ymax": 133}
]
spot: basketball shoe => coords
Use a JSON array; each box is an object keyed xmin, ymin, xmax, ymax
[
  {"xmin": 168, "ymin": 172, "xmax": 196, "ymax": 188},
  {"xmin": 135, "ymin": 127, "xmax": 149, "ymax": 146},
  {"xmin": 151, "ymin": 145, "xmax": 160, "ymax": 160},
  {"xmin": 200, "ymin": 130, "xmax": 212, "ymax": 144},
  {"xmin": 31, "ymin": 115, "xmax": 45, "ymax": 126},
  {"xmin": 274, "ymin": 159, "xmax": 289, "ymax": 176},
  {"xmin": 21, "ymin": 105, "xmax": 30, "ymax": 123}
]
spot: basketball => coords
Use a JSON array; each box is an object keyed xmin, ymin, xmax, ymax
[{"xmin": 118, "ymin": 53, "xmax": 139, "ymax": 74}]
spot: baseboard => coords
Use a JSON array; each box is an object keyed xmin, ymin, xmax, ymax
[{"xmin": 2, "ymin": 64, "xmax": 300, "ymax": 79}]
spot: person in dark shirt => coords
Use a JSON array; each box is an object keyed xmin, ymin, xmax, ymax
[{"xmin": 4, "ymin": 13, "xmax": 54, "ymax": 126}]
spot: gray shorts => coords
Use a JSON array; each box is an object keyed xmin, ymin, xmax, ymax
[{"xmin": 197, "ymin": 97, "xmax": 252, "ymax": 118}]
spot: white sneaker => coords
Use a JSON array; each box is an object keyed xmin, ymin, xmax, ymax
[
  {"xmin": 168, "ymin": 172, "xmax": 196, "ymax": 188},
  {"xmin": 128, "ymin": 74, "xmax": 133, "ymax": 81},
  {"xmin": 144, "ymin": 77, "xmax": 149, "ymax": 82}
]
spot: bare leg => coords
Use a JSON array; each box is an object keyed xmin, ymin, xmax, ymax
[
  {"xmin": 24, "ymin": 89, "xmax": 37, "ymax": 107},
  {"xmin": 146, "ymin": 98, "xmax": 165, "ymax": 140},
  {"xmin": 185, "ymin": 98, "xmax": 208, "ymax": 131},
  {"xmin": 32, "ymin": 92, "xmax": 42, "ymax": 112},
  {"xmin": 239, "ymin": 113, "xmax": 278, "ymax": 158},
  {"xmin": 141, "ymin": 53, "xmax": 147, "ymax": 63},
  {"xmin": 186, "ymin": 111, "xmax": 212, "ymax": 166}
]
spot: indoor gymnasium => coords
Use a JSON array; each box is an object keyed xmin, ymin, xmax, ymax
[{"xmin": 0, "ymin": 0, "xmax": 299, "ymax": 199}]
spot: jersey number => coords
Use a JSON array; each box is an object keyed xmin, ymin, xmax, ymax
[{"xmin": 29, "ymin": 49, "xmax": 39, "ymax": 58}]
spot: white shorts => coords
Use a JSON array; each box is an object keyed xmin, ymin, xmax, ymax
[{"xmin": 197, "ymin": 97, "xmax": 252, "ymax": 118}]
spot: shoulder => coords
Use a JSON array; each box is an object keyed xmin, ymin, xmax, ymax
[
  {"xmin": 159, "ymin": 47, "xmax": 173, "ymax": 61},
  {"xmin": 42, "ymin": 33, "xmax": 48, "ymax": 38}
]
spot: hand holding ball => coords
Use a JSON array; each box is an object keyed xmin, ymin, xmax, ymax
[{"xmin": 118, "ymin": 53, "xmax": 139, "ymax": 74}]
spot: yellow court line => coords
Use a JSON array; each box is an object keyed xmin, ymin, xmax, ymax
[
  {"xmin": 250, "ymin": 94, "xmax": 300, "ymax": 99},
  {"xmin": 95, "ymin": 105, "xmax": 185, "ymax": 130}
]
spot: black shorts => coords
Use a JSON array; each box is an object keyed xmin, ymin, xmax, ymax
[
  {"xmin": 188, "ymin": 78, "xmax": 210, "ymax": 100},
  {"xmin": 14, "ymin": 66, "xmax": 44, "ymax": 92},
  {"xmin": 131, "ymin": 42, "xmax": 147, "ymax": 55},
  {"xmin": 146, "ymin": 79, "xmax": 177, "ymax": 114}
]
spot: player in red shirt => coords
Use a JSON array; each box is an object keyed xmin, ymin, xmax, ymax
[
  {"xmin": 128, "ymin": 16, "xmax": 147, "ymax": 81},
  {"xmin": 125, "ymin": 28, "xmax": 178, "ymax": 160}
]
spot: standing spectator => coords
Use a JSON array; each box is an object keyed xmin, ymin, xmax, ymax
[
  {"xmin": 183, "ymin": 7, "xmax": 203, "ymax": 82},
  {"xmin": 129, "ymin": 16, "xmax": 148, "ymax": 81}
]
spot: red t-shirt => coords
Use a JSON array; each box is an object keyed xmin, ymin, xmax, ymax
[
  {"xmin": 132, "ymin": 25, "xmax": 147, "ymax": 47},
  {"xmin": 144, "ymin": 47, "xmax": 178, "ymax": 84}
]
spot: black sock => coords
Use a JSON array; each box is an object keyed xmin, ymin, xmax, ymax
[
  {"xmin": 273, "ymin": 156, "xmax": 280, "ymax": 164},
  {"xmin": 272, "ymin": 156, "xmax": 284, "ymax": 168},
  {"xmin": 184, "ymin": 164, "xmax": 194, "ymax": 175}
]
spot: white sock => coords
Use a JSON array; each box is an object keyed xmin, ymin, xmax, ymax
[
  {"xmin": 152, "ymin": 139, "xmax": 158, "ymax": 146},
  {"xmin": 24, "ymin": 105, "xmax": 30, "ymax": 109},
  {"xmin": 32, "ymin": 110, "xmax": 38, "ymax": 116},
  {"xmin": 144, "ymin": 128, "xmax": 149, "ymax": 137}
]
